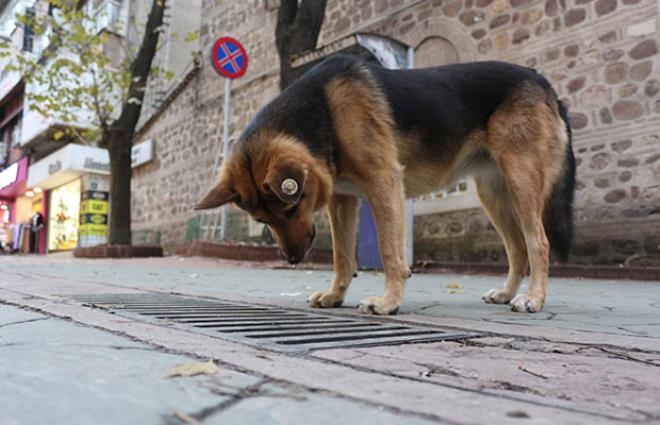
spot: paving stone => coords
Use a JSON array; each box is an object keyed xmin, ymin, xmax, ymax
[{"xmin": 206, "ymin": 385, "xmax": 440, "ymax": 425}]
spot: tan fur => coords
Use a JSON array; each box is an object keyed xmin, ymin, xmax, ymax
[
  {"xmin": 196, "ymin": 73, "xmax": 568, "ymax": 315},
  {"xmin": 322, "ymin": 77, "xmax": 410, "ymax": 314},
  {"xmin": 482, "ymin": 83, "xmax": 566, "ymax": 312}
]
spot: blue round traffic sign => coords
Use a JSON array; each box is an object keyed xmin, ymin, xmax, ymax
[{"xmin": 211, "ymin": 36, "xmax": 248, "ymax": 79}]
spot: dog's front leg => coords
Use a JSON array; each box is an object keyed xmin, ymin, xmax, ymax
[
  {"xmin": 308, "ymin": 194, "xmax": 360, "ymax": 308},
  {"xmin": 357, "ymin": 169, "xmax": 410, "ymax": 315}
]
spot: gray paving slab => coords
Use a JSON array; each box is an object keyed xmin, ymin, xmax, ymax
[
  {"xmin": 4, "ymin": 256, "xmax": 659, "ymax": 338},
  {"xmin": 1, "ymin": 255, "xmax": 659, "ymax": 424},
  {"xmin": 0, "ymin": 303, "xmax": 445, "ymax": 425},
  {"xmin": 204, "ymin": 384, "xmax": 440, "ymax": 425}
]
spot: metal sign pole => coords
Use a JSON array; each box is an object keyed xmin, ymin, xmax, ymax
[
  {"xmin": 206, "ymin": 35, "xmax": 247, "ymax": 242},
  {"xmin": 212, "ymin": 77, "xmax": 232, "ymax": 241}
]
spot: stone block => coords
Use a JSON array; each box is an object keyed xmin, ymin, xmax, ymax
[
  {"xmin": 611, "ymin": 139, "xmax": 632, "ymax": 152},
  {"xmin": 489, "ymin": 14, "xmax": 510, "ymax": 28},
  {"xmin": 599, "ymin": 107, "xmax": 613, "ymax": 124},
  {"xmin": 629, "ymin": 40, "xmax": 658, "ymax": 60},
  {"xmin": 612, "ymin": 100, "xmax": 644, "ymax": 120},
  {"xmin": 472, "ymin": 29, "xmax": 487, "ymax": 39},
  {"xmin": 626, "ymin": 19, "xmax": 657, "ymax": 37},
  {"xmin": 460, "ymin": 10, "xmax": 486, "ymax": 25},
  {"xmin": 512, "ymin": 28, "xmax": 530, "ymax": 44},
  {"xmin": 564, "ymin": 8, "xmax": 586, "ymax": 27},
  {"xmin": 604, "ymin": 62, "xmax": 627, "ymax": 84},
  {"xmin": 564, "ymin": 44, "xmax": 579, "ymax": 57},
  {"xmin": 604, "ymin": 189, "xmax": 626, "ymax": 203},
  {"xmin": 589, "ymin": 152, "xmax": 612, "ymax": 170},
  {"xmin": 595, "ymin": 0, "xmax": 617, "ymax": 15},
  {"xmin": 629, "ymin": 61, "xmax": 652, "ymax": 81},
  {"xmin": 645, "ymin": 79, "xmax": 660, "ymax": 97},
  {"xmin": 567, "ymin": 76, "xmax": 586, "ymax": 93},
  {"xmin": 618, "ymin": 170, "xmax": 632, "ymax": 182},
  {"xmin": 570, "ymin": 112, "xmax": 588, "ymax": 129},
  {"xmin": 618, "ymin": 83, "xmax": 638, "ymax": 98}
]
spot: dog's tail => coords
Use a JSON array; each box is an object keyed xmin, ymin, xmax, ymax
[{"xmin": 543, "ymin": 100, "xmax": 576, "ymax": 263}]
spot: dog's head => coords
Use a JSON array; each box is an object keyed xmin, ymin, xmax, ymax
[{"xmin": 195, "ymin": 134, "xmax": 331, "ymax": 264}]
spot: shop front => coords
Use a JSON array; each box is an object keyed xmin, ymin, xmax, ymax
[
  {"xmin": 27, "ymin": 144, "xmax": 110, "ymax": 252},
  {"xmin": 0, "ymin": 156, "xmax": 47, "ymax": 254}
]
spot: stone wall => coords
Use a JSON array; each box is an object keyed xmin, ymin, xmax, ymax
[{"xmin": 131, "ymin": 0, "xmax": 660, "ymax": 265}]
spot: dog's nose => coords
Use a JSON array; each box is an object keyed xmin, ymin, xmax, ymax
[{"xmin": 288, "ymin": 254, "xmax": 302, "ymax": 264}]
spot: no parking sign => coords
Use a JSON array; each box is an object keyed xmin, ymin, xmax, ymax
[
  {"xmin": 207, "ymin": 36, "xmax": 248, "ymax": 241},
  {"xmin": 211, "ymin": 36, "xmax": 248, "ymax": 79}
]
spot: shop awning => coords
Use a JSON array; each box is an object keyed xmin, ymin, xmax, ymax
[{"xmin": 27, "ymin": 144, "xmax": 110, "ymax": 190}]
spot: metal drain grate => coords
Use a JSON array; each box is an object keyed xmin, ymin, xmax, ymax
[{"xmin": 74, "ymin": 293, "xmax": 475, "ymax": 352}]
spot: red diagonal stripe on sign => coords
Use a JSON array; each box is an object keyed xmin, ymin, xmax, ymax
[{"xmin": 218, "ymin": 43, "xmax": 243, "ymax": 73}]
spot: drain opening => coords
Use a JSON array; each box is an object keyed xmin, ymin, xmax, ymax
[{"xmin": 73, "ymin": 293, "xmax": 476, "ymax": 352}]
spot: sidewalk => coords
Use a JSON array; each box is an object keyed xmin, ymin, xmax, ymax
[{"xmin": 1, "ymin": 254, "xmax": 659, "ymax": 424}]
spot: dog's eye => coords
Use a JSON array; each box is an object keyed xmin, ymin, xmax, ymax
[
  {"xmin": 283, "ymin": 204, "xmax": 298, "ymax": 220},
  {"xmin": 255, "ymin": 218, "xmax": 269, "ymax": 225}
]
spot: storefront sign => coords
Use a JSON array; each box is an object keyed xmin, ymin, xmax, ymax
[
  {"xmin": 132, "ymin": 139, "xmax": 154, "ymax": 168},
  {"xmin": 0, "ymin": 157, "xmax": 29, "ymax": 198},
  {"xmin": 84, "ymin": 157, "xmax": 110, "ymax": 172},
  {"xmin": 48, "ymin": 160, "xmax": 62, "ymax": 174},
  {"xmin": 0, "ymin": 162, "xmax": 19, "ymax": 191},
  {"xmin": 79, "ymin": 176, "xmax": 109, "ymax": 247},
  {"xmin": 79, "ymin": 192, "xmax": 109, "ymax": 242},
  {"xmin": 28, "ymin": 144, "xmax": 110, "ymax": 190}
]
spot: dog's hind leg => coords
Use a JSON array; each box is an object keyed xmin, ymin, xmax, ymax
[
  {"xmin": 476, "ymin": 172, "xmax": 529, "ymax": 305},
  {"xmin": 486, "ymin": 97, "xmax": 565, "ymax": 313},
  {"xmin": 308, "ymin": 194, "xmax": 360, "ymax": 308}
]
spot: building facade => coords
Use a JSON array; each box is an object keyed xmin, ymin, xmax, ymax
[{"xmin": 0, "ymin": 0, "xmax": 199, "ymax": 252}]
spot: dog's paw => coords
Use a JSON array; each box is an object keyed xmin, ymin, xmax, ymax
[
  {"xmin": 308, "ymin": 290, "xmax": 344, "ymax": 308},
  {"xmin": 482, "ymin": 288, "xmax": 514, "ymax": 304},
  {"xmin": 510, "ymin": 294, "xmax": 544, "ymax": 313},
  {"xmin": 357, "ymin": 296, "xmax": 400, "ymax": 315}
]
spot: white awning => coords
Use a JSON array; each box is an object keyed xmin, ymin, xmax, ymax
[{"xmin": 27, "ymin": 144, "xmax": 110, "ymax": 190}]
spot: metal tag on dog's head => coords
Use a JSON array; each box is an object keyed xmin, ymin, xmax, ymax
[{"xmin": 281, "ymin": 178, "xmax": 299, "ymax": 196}]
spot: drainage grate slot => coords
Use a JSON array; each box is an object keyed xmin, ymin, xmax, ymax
[
  {"xmin": 73, "ymin": 293, "xmax": 476, "ymax": 352},
  {"xmin": 243, "ymin": 325, "xmax": 407, "ymax": 339},
  {"xmin": 143, "ymin": 311, "xmax": 300, "ymax": 318},
  {"xmin": 273, "ymin": 329, "xmax": 437, "ymax": 345},
  {"xmin": 176, "ymin": 316, "xmax": 315, "ymax": 324},
  {"xmin": 209, "ymin": 321, "xmax": 372, "ymax": 333}
]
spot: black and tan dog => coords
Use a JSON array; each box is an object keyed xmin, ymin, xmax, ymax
[{"xmin": 196, "ymin": 55, "xmax": 575, "ymax": 315}]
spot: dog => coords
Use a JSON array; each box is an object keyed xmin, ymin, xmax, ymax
[{"xmin": 195, "ymin": 55, "xmax": 575, "ymax": 315}]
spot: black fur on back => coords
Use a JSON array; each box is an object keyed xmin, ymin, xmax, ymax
[
  {"xmin": 238, "ymin": 55, "xmax": 575, "ymax": 260},
  {"xmin": 544, "ymin": 100, "xmax": 575, "ymax": 262}
]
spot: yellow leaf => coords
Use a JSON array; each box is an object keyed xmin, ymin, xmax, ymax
[
  {"xmin": 53, "ymin": 131, "xmax": 65, "ymax": 140},
  {"xmin": 445, "ymin": 283, "xmax": 462, "ymax": 289},
  {"xmin": 164, "ymin": 360, "xmax": 218, "ymax": 378}
]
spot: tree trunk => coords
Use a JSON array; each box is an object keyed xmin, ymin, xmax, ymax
[
  {"xmin": 107, "ymin": 131, "xmax": 132, "ymax": 245},
  {"xmin": 275, "ymin": 0, "xmax": 328, "ymax": 90},
  {"xmin": 106, "ymin": 0, "xmax": 165, "ymax": 245}
]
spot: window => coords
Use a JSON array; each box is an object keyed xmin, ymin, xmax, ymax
[
  {"xmin": 95, "ymin": 1, "xmax": 122, "ymax": 33},
  {"xmin": 22, "ymin": 6, "xmax": 34, "ymax": 53}
]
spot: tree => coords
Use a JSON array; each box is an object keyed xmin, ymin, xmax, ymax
[
  {"xmin": 275, "ymin": 0, "xmax": 328, "ymax": 90},
  {"xmin": 0, "ymin": 0, "xmax": 168, "ymax": 245}
]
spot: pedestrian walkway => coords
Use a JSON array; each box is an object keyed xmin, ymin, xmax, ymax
[{"xmin": 1, "ymin": 254, "xmax": 659, "ymax": 424}]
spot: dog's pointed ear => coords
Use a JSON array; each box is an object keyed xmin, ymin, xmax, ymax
[
  {"xmin": 194, "ymin": 184, "xmax": 238, "ymax": 210},
  {"xmin": 264, "ymin": 162, "xmax": 308, "ymax": 205}
]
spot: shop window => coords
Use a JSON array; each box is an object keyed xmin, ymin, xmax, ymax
[{"xmin": 48, "ymin": 179, "xmax": 81, "ymax": 251}]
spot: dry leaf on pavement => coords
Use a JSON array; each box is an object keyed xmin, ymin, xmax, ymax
[{"xmin": 164, "ymin": 360, "xmax": 218, "ymax": 378}]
